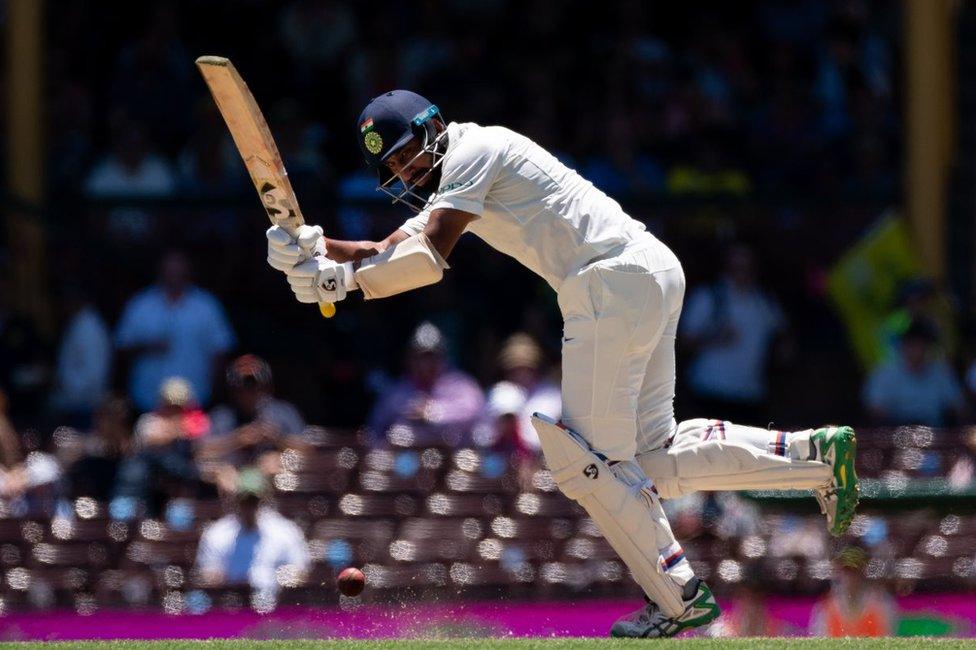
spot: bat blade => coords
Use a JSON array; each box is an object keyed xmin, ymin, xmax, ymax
[
  {"xmin": 195, "ymin": 55, "xmax": 335, "ymax": 318},
  {"xmin": 195, "ymin": 55, "xmax": 304, "ymax": 235}
]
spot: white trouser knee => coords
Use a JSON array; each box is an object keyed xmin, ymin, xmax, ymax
[{"xmin": 532, "ymin": 413, "xmax": 692, "ymax": 617}]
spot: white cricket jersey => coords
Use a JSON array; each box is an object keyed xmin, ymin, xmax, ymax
[{"xmin": 399, "ymin": 122, "xmax": 676, "ymax": 291}]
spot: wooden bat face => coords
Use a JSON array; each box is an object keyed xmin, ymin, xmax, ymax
[{"xmin": 196, "ymin": 55, "xmax": 335, "ymax": 318}]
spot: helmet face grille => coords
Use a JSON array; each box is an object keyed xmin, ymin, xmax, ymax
[{"xmin": 375, "ymin": 114, "xmax": 449, "ymax": 213}]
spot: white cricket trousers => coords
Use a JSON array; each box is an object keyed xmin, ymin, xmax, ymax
[
  {"xmin": 557, "ymin": 236, "xmax": 685, "ymax": 461},
  {"xmin": 557, "ymin": 236, "xmax": 832, "ymax": 491}
]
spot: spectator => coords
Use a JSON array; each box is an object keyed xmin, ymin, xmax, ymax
[
  {"xmin": 65, "ymin": 395, "xmax": 134, "ymax": 502},
  {"xmin": 111, "ymin": 377, "xmax": 208, "ymax": 519},
  {"xmin": 708, "ymin": 578, "xmax": 788, "ymax": 637},
  {"xmin": 115, "ymin": 250, "xmax": 235, "ymax": 412},
  {"xmin": 198, "ymin": 354, "xmax": 307, "ymax": 495},
  {"xmin": 864, "ymin": 320, "xmax": 966, "ymax": 426},
  {"xmin": 810, "ymin": 546, "xmax": 896, "ymax": 637},
  {"xmin": 711, "ymin": 491, "xmax": 762, "ymax": 540},
  {"xmin": 681, "ymin": 244, "xmax": 787, "ymax": 424},
  {"xmin": 767, "ymin": 514, "xmax": 828, "ymax": 559},
  {"xmin": 485, "ymin": 333, "xmax": 560, "ymax": 453},
  {"xmin": 0, "ymin": 391, "xmax": 61, "ymax": 517},
  {"xmin": 84, "ymin": 113, "xmax": 176, "ymax": 198},
  {"xmin": 368, "ymin": 322, "xmax": 485, "ymax": 446},
  {"xmin": 877, "ymin": 278, "xmax": 945, "ymax": 364},
  {"xmin": 50, "ymin": 284, "xmax": 112, "ymax": 427},
  {"xmin": 194, "ymin": 468, "xmax": 310, "ymax": 607}
]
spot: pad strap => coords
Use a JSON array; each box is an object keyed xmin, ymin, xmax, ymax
[{"xmin": 531, "ymin": 413, "xmax": 692, "ymax": 617}]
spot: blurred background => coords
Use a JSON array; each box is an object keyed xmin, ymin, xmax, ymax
[{"xmin": 1, "ymin": 0, "xmax": 976, "ymax": 639}]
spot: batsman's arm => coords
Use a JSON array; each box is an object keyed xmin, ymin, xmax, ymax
[
  {"xmin": 422, "ymin": 208, "xmax": 476, "ymax": 260},
  {"xmin": 323, "ymin": 230, "xmax": 410, "ymax": 263},
  {"xmin": 324, "ymin": 207, "xmax": 472, "ymax": 265},
  {"xmin": 332, "ymin": 208, "xmax": 475, "ymax": 301}
]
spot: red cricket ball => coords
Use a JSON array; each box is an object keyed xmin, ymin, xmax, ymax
[{"xmin": 337, "ymin": 566, "xmax": 365, "ymax": 597}]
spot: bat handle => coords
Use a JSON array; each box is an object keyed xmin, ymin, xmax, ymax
[
  {"xmin": 292, "ymin": 229, "xmax": 336, "ymax": 319},
  {"xmin": 286, "ymin": 225, "xmax": 336, "ymax": 319}
]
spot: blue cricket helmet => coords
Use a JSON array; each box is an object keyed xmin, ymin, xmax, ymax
[
  {"xmin": 356, "ymin": 90, "xmax": 440, "ymax": 167},
  {"xmin": 356, "ymin": 89, "xmax": 448, "ymax": 212}
]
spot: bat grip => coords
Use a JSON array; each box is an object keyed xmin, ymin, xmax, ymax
[{"xmin": 286, "ymin": 224, "xmax": 336, "ymax": 319}]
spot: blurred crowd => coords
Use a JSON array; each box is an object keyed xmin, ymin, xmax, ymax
[
  {"xmin": 9, "ymin": 0, "xmax": 966, "ymax": 430},
  {"xmin": 33, "ymin": 0, "xmax": 908, "ymax": 418},
  {"xmin": 0, "ymin": 297, "xmax": 564, "ymax": 516},
  {"xmin": 2, "ymin": 0, "xmax": 976, "ymax": 632},
  {"xmin": 6, "ymin": 237, "xmax": 974, "ymax": 452},
  {"xmin": 44, "ymin": 0, "xmax": 900, "ymax": 202}
]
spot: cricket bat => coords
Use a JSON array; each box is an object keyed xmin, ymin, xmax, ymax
[{"xmin": 195, "ymin": 55, "xmax": 336, "ymax": 319}]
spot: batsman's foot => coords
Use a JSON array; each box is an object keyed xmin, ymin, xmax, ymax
[
  {"xmin": 610, "ymin": 578, "xmax": 720, "ymax": 638},
  {"xmin": 812, "ymin": 425, "xmax": 859, "ymax": 536}
]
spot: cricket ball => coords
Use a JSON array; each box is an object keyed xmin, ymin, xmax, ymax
[{"xmin": 337, "ymin": 566, "xmax": 365, "ymax": 597}]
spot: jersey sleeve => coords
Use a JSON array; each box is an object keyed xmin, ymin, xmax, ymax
[
  {"xmin": 427, "ymin": 131, "xmax": 504, "ymax": 216},
  {"xmin": 398, "ymin": 208, "xmax": 431, "ymax": 236}
]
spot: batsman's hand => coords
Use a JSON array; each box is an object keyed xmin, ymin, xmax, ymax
[
  {"xmin": 286, "ymin": 257, "xmax": 357, "ymax": 304},
  {"xmin": 266, "ymin": 224, "xmax": 325, "ymax": 272}
]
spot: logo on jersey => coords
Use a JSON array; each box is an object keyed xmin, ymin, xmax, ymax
[
  {"xmin": 364, "ymin": 131, "xmax": 383, "ymax": 155},
  {"xmin": 440, "ymin": 179, "xmax": 473, "ymax": 193}
]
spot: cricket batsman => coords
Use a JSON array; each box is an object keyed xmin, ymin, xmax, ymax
[{"xmin": 264, "ymin": 91, "xmax": 859, "ymax": 637}]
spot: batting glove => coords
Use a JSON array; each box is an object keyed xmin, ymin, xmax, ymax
[
  {"xmin": 266, "ymin": 224, "xmax": 325, "ymax": 272},
  {"xmin": 286, "ymin": 257, "xmax": 358, "ymax": 304}
]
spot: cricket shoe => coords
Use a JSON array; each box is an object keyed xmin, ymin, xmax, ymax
[
  {"xmin": 610, "ymin": 578, "xmax": 720, "ymax": 638},
  {"xmin": 811, "ymin": 425, "xmax": 859, "ymax": 536}
]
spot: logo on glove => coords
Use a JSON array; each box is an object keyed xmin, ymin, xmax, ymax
[
  {"xmin": 322, "ymin": 278, "xmax": 337, "ymax": 291},
  {"xmin": 583, "ymin": 463, "xmax": 599, "ymax": 479}
]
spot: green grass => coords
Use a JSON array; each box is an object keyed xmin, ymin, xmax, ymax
[{"xmin": 0, "ymin": 640, "xmax": 975, "ymax": 650}]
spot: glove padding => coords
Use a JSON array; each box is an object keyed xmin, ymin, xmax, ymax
[
  {"xmin": 267, "ymin": 224, "xmax": 325, "ymax": 272},
  {"xmin": 286, "ymin": 257, "xmax": 355, "ymax": 304}
]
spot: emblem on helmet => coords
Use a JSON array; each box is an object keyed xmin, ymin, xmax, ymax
[{"xmin": 364, "ymin": 131, "xmax": 383, "ymax": 155}]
